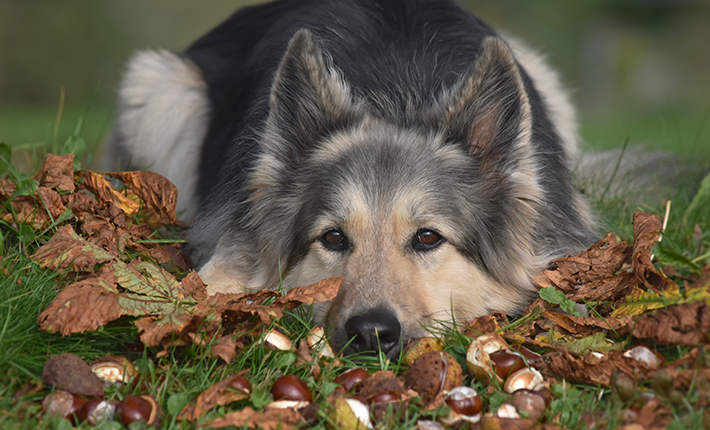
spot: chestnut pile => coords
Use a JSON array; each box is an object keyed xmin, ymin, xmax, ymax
[
  {"xmin": 325, "ymin": 333, "xmax": 552, "ymax": 429},
  {"xmin": 38, "ymin": 331, "xmax": 555, "ymax": 429},
  {"xmin": 41, "ymin": 354, "xmax": 161, "ymax": 427}
]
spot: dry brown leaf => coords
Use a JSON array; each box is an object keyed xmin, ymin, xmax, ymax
[
  {"xmin": 37, "ymin": 275, "xmax": 123, "ymax": 335},
  {"xmin": 201, "ymin": 406, "xmax": 303, "ymax": 429},
  {"xmin": 178, "ymin": 371, "xmax": 250, "ymax": 421},
  {"xmin": 35, "ymin": 153, "xmax": 76, "ymax": 192},
  {"xmin": 211, "ymin": 336, "xmax": 240, "ymax": 365},
  {"xmin": 79, "ymin": 170, "xmax": 140, "ymax": 217},
  {"xmin": 545, "ymin": 348, "xmax": 657, "ymax": 386},
  {"xmin": 32, "ymin": 225, "xmax": 116, "ymax": 272},
  {"xmin": 542, "ymin": 312, "xmax": 630, "ymax": 337},
  {"xmin": 275, "ymin": 277, "xmax": 345, "ymax": 309},
  {"xmin": 533, "ymin": 233, "xmax": 636, "ymax": 304},
  {"xmin": 631, "ymin": 210, "xmax": 675, "ymax": 292},
  {"xmin": 626, "ymin": 301, "xmax": 710, "ymax": 346},
  {"xmin": 107, "ymin": 171, "xmax": 177, "ymax": 225},
  {"xmin": 631, "ymin": 398, "xmax": 672, "ymax": 430}
]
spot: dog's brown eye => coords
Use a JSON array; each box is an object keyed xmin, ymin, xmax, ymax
[
  {"xmin": 320, "ymin": 229, "xmax": 349, "ymax": 252},
  {"xmin": 413, "ymin": 229, "xmax": 444, "ymax": 251}
]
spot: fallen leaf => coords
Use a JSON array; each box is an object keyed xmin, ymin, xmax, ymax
[
  {"xmin": 201, "ymin": 406, "xmax": 303, "ymax": 429},
  {"xmin": 35, "ymin": 153, "xmax": 76, "ymax": 193},
  {"xmin": 542, "ymin": 311, "xmax": 630, "ymax": 337},
  {"xmin": 631, "ymin": 210, "xmax": 675, "ymax": 292},
  {"xmin": 533, "ymin": 233, "xmax": 636, "ymax": 304},
  {"xmin": 107, "ymin": 171, "xmax": 177, "ymax": 225},
  {"xmin": 32, "ymin": 225, "xmax": 116, "ymax": 272},
  {"xmin": 625, "ymin": 301, "xmax": 710, "ymax": 346},
  {"xmin": 79, "ymin": 171, "xmax": 140, "ymax": 217},
  {"xmin": 178, "ymin": 371, "xmax": 250, "ymax": 421},
  {"xmin": 545, "ymin": 348, "xmax": 657, "ymax": 386},
  {"xmin": 37, "ymin": 275, "xmax": 123, "ymax": 335}
]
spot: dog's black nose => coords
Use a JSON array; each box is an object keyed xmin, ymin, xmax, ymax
[{"xmin": 344, "ymin": 309, "xmax": 401, "ymax": 356}]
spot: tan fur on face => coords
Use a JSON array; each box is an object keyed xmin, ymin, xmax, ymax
[{"xmin": 282, "ymin": 186, "xmax": 525, "ymax": 339}]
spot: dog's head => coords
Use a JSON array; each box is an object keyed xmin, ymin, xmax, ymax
[{"xmin": 203, "ymin": 30, "xmax": 545, "ymax": 359}]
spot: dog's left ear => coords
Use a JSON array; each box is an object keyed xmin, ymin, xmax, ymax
[
  {"xmin": 432, "ymin": 37, "xmax": 533, "ymax": 162},
  {"xmin": 265, "ymin": 29, "xmax": 363, "ymax": 159}
]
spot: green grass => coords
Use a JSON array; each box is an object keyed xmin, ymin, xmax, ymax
[{"xmin": 0, "ymin": 104, "xmax": 709, "ymax": 429}]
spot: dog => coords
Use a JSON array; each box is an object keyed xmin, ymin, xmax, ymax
[{"xmin": 104, "ymin": 0, "xmax": 597, "ymax": 359}]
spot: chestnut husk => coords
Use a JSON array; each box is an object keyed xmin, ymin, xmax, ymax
[{"xmin": 404, "ymin": 351, "xmax": 463, "ymax": 403}]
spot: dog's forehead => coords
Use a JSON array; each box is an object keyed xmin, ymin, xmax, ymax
[{"xmin": 307, "ymin": 123, "xmax": 470, "ymax": 236}]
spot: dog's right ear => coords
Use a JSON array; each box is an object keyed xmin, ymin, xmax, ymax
[{"xmin": 264, "ymin": 29, "xmax": 363, "ymax": 160}]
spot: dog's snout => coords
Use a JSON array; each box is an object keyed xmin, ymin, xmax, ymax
[{"xmin": 344, "ymin": 309, "xmax": 401, "ymax": 356}]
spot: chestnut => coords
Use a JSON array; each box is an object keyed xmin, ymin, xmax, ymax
[
  {"xmin": 368, "ymin": 391, "xmax": 401, "ymax": 405},
  {"xmin": 90, "ymin": 355, "xmax": 137, "ymax": 386},
  {"xmin": 404, "ymin": 351, "xmax": 463, "ymax": 403},
  {"xmin": 512, "ymin": 389, "xmax": 547, "ymax": 422},
  {"xmin": 511, "ymin": 345, "xmax": 544, "ymax": 368},
  {"xmin": 329, "ymin": 396, "xmax": 373, "ymax": 430},
  {"xmin": 307, "ymin": 327, "xmax": 335, "ymax": 358},
  {"xmin": 230, "ymin": 374, "xmax": 252, "ymax": 395},
  {"xmin": 117, "ymin": 395, "xmax": 161, "ymax": 427},
  {"xmin": 503, "ymin": 368, "xmax": 544, "ymax": 394},
  {"xmin": 497, "ymin": 403, "xmax": 520, "ymax": 419},
  {"xmin": 76, "ymin": 399, "xmax": 118, "ymax": 425},
  {"xmin": 262, "ymin": 328, "xmax": 294, "ymax": 351},
  {"xmin": 624, "ymin": 345, "xmax": 664, "ymax": 369},
  {"xmin": 489, "ymin": 350, "xmax": 526, "ymax": 380},
  {"xmin": 334, "ymin": 368, "xmax": 370, "ymax": 392},
  {"xmin": 465, "ymin": 332, "xmax": 509, "ymax": 383},
  {"xmin": 439, "ymin": 386, "xmax": 482, "ymax": 426},
  {"xmin": 266, "ymin": 400, "xmax": 311, "ymax": 409},
  {"xmin": 41, "ymin": 390, "xmax": 85, "ymax": 421},
  {"xmin": 271, "ymin": 374, "xmax": 313, "ymax": 402}
]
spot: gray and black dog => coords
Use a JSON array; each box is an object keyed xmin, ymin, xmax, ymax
[{"xmin": 105, "ymin": 0, "xmax": 597, "ymax": 359}]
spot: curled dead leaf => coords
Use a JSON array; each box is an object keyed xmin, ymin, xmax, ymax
[{"xmin": 631, "ymin": 210, "xmax": 675, "ymax": 292}]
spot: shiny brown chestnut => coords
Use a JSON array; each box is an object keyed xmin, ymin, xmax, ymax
[
  {"xmin": 512, "ymin": 345, "xmax": 544, "ymax": 368},
  {"xmin": 271, "ymin": 374, "xmax": 313, "ymax": 402},
  {"xmin": 334, "ymin": 368, "xmax": 370, "ymax": 392},
  {"xmin": 503, "ymin": 368, "xmax": 544, "ymax": 394},
  {"xmin": 512, "ymin": 389, "xmax": 547, "ymax": 422},
  {"xmin": 445, "ymin": 386, "xmax": 482, "ymax": 417},
  {"xmin": 41, "ymin": 390, "xmax": 86, "ymax": 421},
  {"xmin": 489, "ymin": 350, "xmax": 526, "ymax": 380},
  {"xmin": 368, "ymin": 391, "xmax": 401, "ymax": 405},
  {"xmin": 439, "ymin": 386, "xmax": 482, "ymax": 426},
  {"xmin": 77, "ymin": 399, "xmax": 118, "ymax": 425},
  {"xmin": 117, "ymin": 395, "xmax": 161, "ymax": 427}
]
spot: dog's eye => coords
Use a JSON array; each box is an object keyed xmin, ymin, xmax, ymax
[
  {"xmin": 320, "ymin": 229, "xmax": 349, "ymax": 252},
  {"xmin": 412, "ymin": 229, "xmax": 444, "ymax": 251}
]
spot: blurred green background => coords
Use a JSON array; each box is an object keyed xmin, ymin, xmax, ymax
[{"xmin": 1, "ymin": 0, "xmax": 709, "ymax": 169}]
